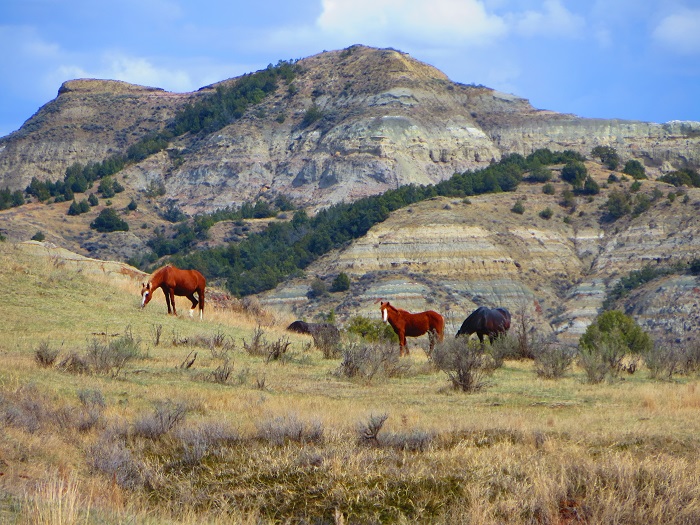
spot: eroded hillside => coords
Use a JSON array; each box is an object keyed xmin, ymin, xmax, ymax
[{"xmin": 262, "ymin": 162, "xmax": 700, "ymax": 342}]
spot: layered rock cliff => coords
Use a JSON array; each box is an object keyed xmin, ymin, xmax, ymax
[{"xmin": 1, "ymin": 45, "xmax": 698, "ymax": 214}]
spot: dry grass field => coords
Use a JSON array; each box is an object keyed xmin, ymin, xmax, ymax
[{"xmin": 1, "ymin": 241, "xmax": 700, "ymax": 524}]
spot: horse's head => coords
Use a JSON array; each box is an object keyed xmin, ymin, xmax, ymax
[
  {"xmin": 140, "ymin": 282, "xmax": 153, "ymax": 308},
  {"xmin": 379, "ymin": 300, "xmax": 391, "ymax": 323}
]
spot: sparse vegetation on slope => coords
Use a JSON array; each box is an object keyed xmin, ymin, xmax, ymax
[
  {"xmin": 2, "ymin": 243, "xmax": 700, "ymax": 524},
  {"xmin": 163, "ymin": 149, "xmax": 584, "ymax": 296},
  {"xmin": 22, "ymin": 60, "xmax": 300, "ymax": 206}
]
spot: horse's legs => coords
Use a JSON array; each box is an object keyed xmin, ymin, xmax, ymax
[
  {"xmin": 198, "ymin": 288, "xmax": 204, "ymax": 320},
  {"xmin": 169, "ymin": 288, "xmax": 177, "ymax": 316},
  {"xmin": 401, "ymin": 334, "xmax": 409, "ymax": 357},
  {"xmin": 186, "ymin": 293, "xmax": 199, "ymax": 318},
  {"xmin": 162, "ymin": 286, "xmax": 172, "ymax": 314}
]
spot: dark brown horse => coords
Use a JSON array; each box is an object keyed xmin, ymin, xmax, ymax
[
  {"xmin": 456, "ymin": 306, "xmax": 511, "ymax": 344},
  {"xmin": 287, "ymin": 321, "xmax": 340, "ymax": 339},
  {"xmin": 141, "ymin": 265, "xmax": 206, "ymax": 319},
  {"xmin": 286, "ymin": 321, "xmax": 341, "ymax": 346},
  {"xmin": 379, "ymin": 300, "xmax": 444, "ymax": 356}
]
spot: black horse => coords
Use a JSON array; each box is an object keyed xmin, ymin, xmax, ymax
[
  {"xmin": 456, "ymin": 306, "xmax": 511, "ymax": 344},
  {"xmin": 286, "ymin": 321, "xmax": 340, "ymax": 342}
]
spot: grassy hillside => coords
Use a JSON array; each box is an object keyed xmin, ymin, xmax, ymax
[{"xmin": 1, "ymin": 242, "xmax": 700, "ymax": 524}]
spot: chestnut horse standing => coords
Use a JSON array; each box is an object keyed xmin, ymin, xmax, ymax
[
  {"xmin": 141, "ymin": 265, "xmax": 206, "ymax": 319},
  {"xmin": 379, "ymin": 300, "xmax": 444, "ymax": 356},
  {"xmin": 456, "ymin": 306, "xmax": 511, "ymax": 344}
]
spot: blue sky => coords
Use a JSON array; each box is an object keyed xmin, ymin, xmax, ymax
[{"xmin": 1, "ymin": 0, "xmax": 699, "ymax": 138}]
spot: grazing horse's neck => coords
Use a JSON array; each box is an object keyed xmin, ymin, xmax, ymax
[{"xmin": 150, "ymin": 269, "xmax": 167, "ymax": 288}]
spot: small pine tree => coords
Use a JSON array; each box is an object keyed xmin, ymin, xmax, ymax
[
  {"xmin": 622, "ymin": 159, "xmax": 646, "ymax": 179},
  {"xmin": 561, "ymin": 161, "xmax": 588, "ymax": 189},
  {"xmin": 90, "ymin": 208, "xmax": 129, "ymax": 232},
  {"xmin": 591, "ymin": 145, "xmax": 620, "ymax": 171},
  {"xmin": 308, "ymin": 277, "xmax": 328, "ymax": 298},
  {"xmin": 510, "ymin": 200, "xmax": 525, "ymax": 214},
  {"xmin": 330, "ymin": 272, "xmax": 350, "ymax": 292}
]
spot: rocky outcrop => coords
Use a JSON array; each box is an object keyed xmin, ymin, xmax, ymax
[
  {"xmin": 1, "ymin": 46, "xmax": 697, "ymax": 215},
  {"xmin": 0, "ymin": 79, "xmax": 198, "ymax": 192}
]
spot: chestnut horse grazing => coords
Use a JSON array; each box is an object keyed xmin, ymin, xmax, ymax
[
  {"xmin": 141, "ymin": 265, "xmax": 206, "ymax": 319},
  {"xmin": 379, "ymin": 300, "xmax": 444, "ymax": 356},
  {"xmin": 456, "ymin": 306, "xmax": 511, "ymax": 344}
]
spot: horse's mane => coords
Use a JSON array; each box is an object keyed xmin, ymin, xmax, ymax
[{"xmin": 149, "ymin": 264, "xmax": 175, "ymax": 284}]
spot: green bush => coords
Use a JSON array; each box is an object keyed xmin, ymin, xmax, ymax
[
  {"xmin": 578, "ymin": 311, "xmax": 652, "ymax": 383},
  {"xmin": 330, "ymin": 272, "xmax": 350, "ymax": 292},
  {"xmin": 539, "ymin": 207, "xmax": 553, "ymax": 219},
  {"xmin": 0, "ymin": 186, "xmax": 24, "ymax": 209},
  {"xmin": 302, "ymin": 105, "xmax": 324, "ymax": 127},
  {"xmin": 526, "ymin": 164, "xmax": 552, "ymax": 183},
  {"xmin": 346, "ymin": 316, "xmax": 397, "ymax": 343},
  {"xmin": 68, "ymin": 198, "xmax": 90, "ymax": 216},
  {"xmin": 510, "ymin": 199, "xmax": 525, "ymax": 214},
  {"xmin": 561, "ymin": 161, "xmax": 588, "ymax": 188},
  {"xmin": 308, "ymin": 278, "xmax": 328, "ymax": 298},
  {"xmin": 560, "ymin": 190, "xmax": 576, "ymax": 208},
  {"xmin": 622, "ymin": 159, "xmax": 646, "ymax": 179},
  {"xmin": 632, "ymin": 193, "xmax": 651, "ymax": 216},
  {"xmin": 334, "ymin": 341, "xmax": 406, "ymax": 382},
  {"xmin": 659, "ymin": 168, "xmax": 700, "ymax": 188},
  {"xmin": 431, "ymin": 338, "xmax": 496, "ymax": 392},
  {"xmin": 533, "ymin": 340, "xmax": 576, "ymax": 379},
  {"xmin": 591, "ymin": 146, "xmax": 620, "ymax": 171},
  {"xmin": 581, "ymin": 176, "xmax": 600, "ymax": 195},
  {"xmin": 90, "ymin": 208, "xmax": 129, "ymax": 232},
  {"xmin": 604, "ymin": 189, "xmax": 631, "ymax": 220},
  {"xmin": 98, "ymin": 176, "xmax": 116, "ymax": 198}
]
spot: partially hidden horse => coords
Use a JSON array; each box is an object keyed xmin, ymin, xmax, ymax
[
  {"xmin": 286, "ymin": 321, "xmax": 341, "ymax": 345},
  {"xmin": 141, "ymin": 265, "xmax": 206, "ymax": 319},
  {"xmin": 379, "ymin": 300, "xmax": 444, "ymax": 356},
  {"xmin": 287, "ymin": 321, "xmax": 340, "ymax": 339},
  {"xmin": 456, "ymin": 306, "xmax": 511, "ymax": 344}
]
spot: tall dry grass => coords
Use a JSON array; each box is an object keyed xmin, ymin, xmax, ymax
[{"xmin": 1, "ymin": 242, "xmax": 700, "ymax": 523}]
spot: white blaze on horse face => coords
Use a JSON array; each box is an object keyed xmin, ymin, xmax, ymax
[
  {"xmin": 382, "ymin": 308, "xmax": 388, "ymax": 323},
  {"xmin": 141, "ymin": 291, "xmax": 149, "ymax": 308}
]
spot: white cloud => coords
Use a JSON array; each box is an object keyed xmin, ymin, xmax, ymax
[
  {"xmin": 511, "ymin": 0, "xmax": 585, "ymax": 38},
  {"xmin": 317, "ymin": 0, "xmax": 507, "ymax": 46},
  {"xmin": 653, "ymin": 9, "xmax": 700, "ymax": 55}
]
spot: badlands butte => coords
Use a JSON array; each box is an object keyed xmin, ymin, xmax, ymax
[{"xmin": 1, "ymin": 45, "xmax": 700, "ymax": 342}]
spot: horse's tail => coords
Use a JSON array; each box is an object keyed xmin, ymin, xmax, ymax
[
  {"xmin": 438, "ymin": 315, "xmax": 445, "ymax": 341},
  {"xmin": 432, "ymin": 311, "xmax": 445, "ymax": 341}
]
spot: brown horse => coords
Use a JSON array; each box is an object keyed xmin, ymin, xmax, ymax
[
  {"xmin": 456, "ymin": 306, "xmax": 511, "ymax": 344},
  {"xmin": 141, "ymin": 265, "xmax": 206, "ymax": 319},
  {"xmin": 379, "ymin": 300, "xmax": 444, "ymax": 356}
]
